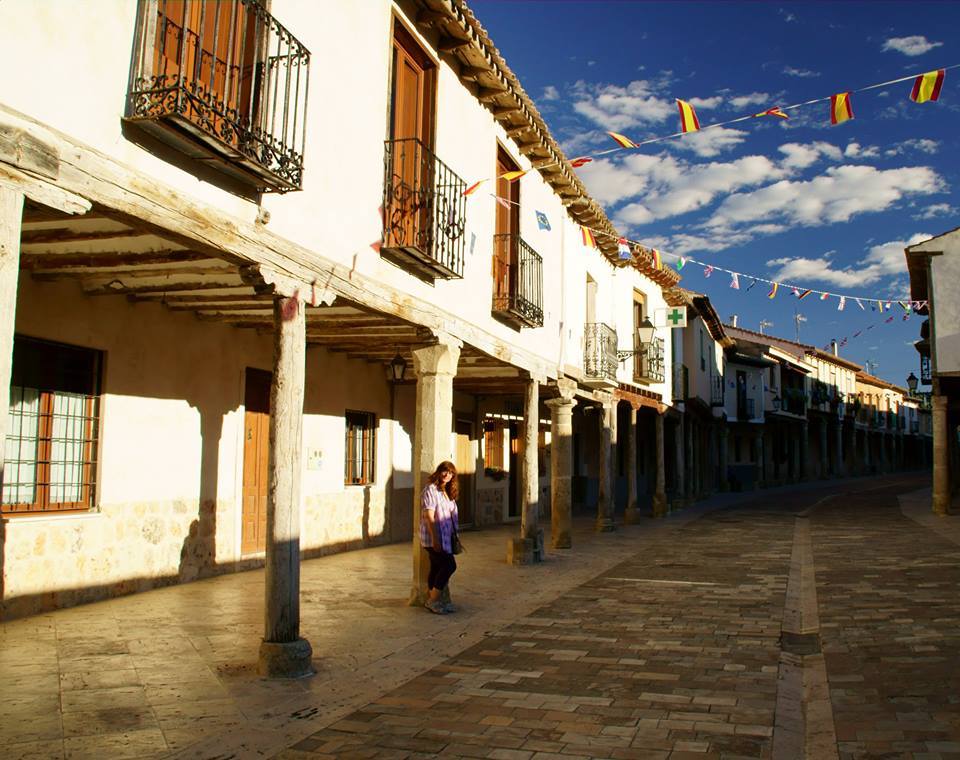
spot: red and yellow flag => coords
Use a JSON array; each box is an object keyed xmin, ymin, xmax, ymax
[
  {"xmin": 910, "ymin": 69, "xmax": 945, "ymax": 103},
  {"xmin": 676, "ymin": 99, "xmax": 701, "ymax": 133},
  {"xmin": 607, "ymin": 131, "xmax": 638, "ymax": 149},
  {"xmin": 830, "ymin": 92, "xmax": 854, "ymax": 125},
  {"xmin": 581, "ymin": 226, "xmax": 598, "ymax": 249},
  {"xmin": 767, "ymin": 282, "xmax": 779, "ymax": 300},
  {"xmin": 570, "ymin": 156, "xmax": 593, "ymax": 168},
  {"xmin": 463, "ymin": 179, "xmax": 486, "ymax": 196},
  {"xmin": 499, "ymin": 170, "xmax": 527, "ymax": 182},
  {"xmin": 757, "ymin": 106, "xmax": 789, "ymax": 120},
  {"xmin": 651, "ymin": 249, "xmax": 662, "ymax": 270}
]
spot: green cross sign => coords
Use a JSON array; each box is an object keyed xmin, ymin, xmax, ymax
[{"xmin": 666, "ymin": 307, "xmax": 686, "ymax": 327}]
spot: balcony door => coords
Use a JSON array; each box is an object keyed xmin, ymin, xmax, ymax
[
  {"xmin": 493, "ymin": 148, "xmax": 521, "ymax": 307},
  {"xmin": 385, "ymin": 23, "xmax": 436, "ymax": 250},
  {"xmin": 633, "ymin": 294, "xmax": 646, "ymax": 380}
]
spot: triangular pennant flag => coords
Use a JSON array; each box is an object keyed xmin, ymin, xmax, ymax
[
  {"xmin": 791, "ymin": 287, "xmax": 800, "ymax": 297},
  {"xmin": 885, "ymin": 316, "xmax": 895, "ymax": 323},
  {"xmin": 838, "ymin": 296, "xmax": 846, "ymax": 311},
  {"xmin": 830, "ymin": 92, "xmax": 854, "ymax": 125},
  {"xmin": 676, "ymin": 99, "xmax": 701, "ymax": 132},
  {"xmin": 910, "ymin": 69, "xmax": 945, "ymax": 104},
  {"xmin": 607, "ymin": 131, "xmax": 638, "ymax": 148},
  {"xmin": 767, "ymin": 282, "xmax": 779, "ymax": 299},
  {"xmin": 499, "ymin": 169, "xmax": 527, "ymax": 182},
  {"xmin": 745, "ymin": 279, "xmax": 759, "ymax": 292},
  {"xmin": 651, "ymin": 249, "xmax": 662, "ymax": 270},
  {"xmin": 536, "ymin": 211, "xmax": 551, "ymax": 231},
  {"xmin": 852, "ymin": 330, "xmax": 862, "ymax": 338},
  {"xmin": 876, "ymin": 299, "xmax": 884, "ymax": 311},
  {"xmin": 463, "ymin": 179, "xmax": 487, "ymax": 196},
  {"xmin": 495, "ymin": 196, "xmax": 512, "ymax": 210},
  {"xmin": 820, "ymin": 292, "xmax": 830, "ymax": 301},
  {"xmin": 618, "ymin": 237, "xmax": 631, "ymax": 260},
  {"xmin": 677, "ymin": 256, "xmax": 687, "ymax": 270},
  {"xmin": 703, "ymin": 265, "xmax": 714, "ymax": 278},
  {"xmin": 570, "ymin": 156, "xmax": 593, "ymax": 168},
  {"xmin": 797, "ymin": 289, "xmax": 812, "ymax": 300},
  {"xmin": 855, "ymin": 299, "xmax": 865, "ymax": 310},
  {"xmin": 730, "ymin": 272, "xmax": 740, "ymax": 290},
  {"xmin": 756, "ymin": 106, "xmax": 789, "ymax": 120},
  {"xmin": 581, "ymin": 226, "xmax": 598, "ymax": 249}
]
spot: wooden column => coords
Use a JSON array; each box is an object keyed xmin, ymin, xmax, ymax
[
  {"xmin": 652, "ymin": 411, "xmax": 667, "ymax": 517},
  {"xmin": 800, "ymin": 421, "xmax": 810, "ymax": 480},
  {"xmin": 596, "ymin": 395, "xmax": 615, "ymax": 532},
  {"xmin": 932, "ymin": 394, "xmax": 950, "ymax": 515},
  {"xmin": 834, "ymin": 421, "xmax": 844, "ymax": 477},
  {"xmin": 510, "ymin": 377, "xmax": 542, "ymax": 564},
  {"xmin": 624, "ymin": 404, "xmax": 640, "ymax": 524},
  {"xmin": 409, "ymin": 336, "xmax": 461, "ymax": 602},
  {"xmin": 258, "ymin": 294, "xmax": 312, "ymax": 678},
  {"xmin": 718, "ymin": 425, "xmax": 729, "ymax": 492},
  {"xmin": 546, "ymin": 381, "xmax": 576, "ymax": 549},
  {"xmin": 818, "ymin": 418, "xmax": 829, "ymax": 478},
  {"xmin": 0, "ymin": 188, "xmax": 23, "ymax": 491},
  {"xmin": 674, "ymin": 415, "xmax": 686, "ymax": 505}
]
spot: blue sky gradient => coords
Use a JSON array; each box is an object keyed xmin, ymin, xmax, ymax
[{"xmin": 471, "ymin": 0, "xmax": 959, "ymax": 388}]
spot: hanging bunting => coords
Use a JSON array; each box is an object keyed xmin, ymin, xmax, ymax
[
  {"xmin": 463, "ymin": 179, "xmax": 487, "ymax": 196},
  {"xmin": 581, "ymin": 226, "xmax": 598, "ymax": 249},
  {"xmin": 797, "ymin": 289, "xmax": 813, "ymax": 300},
  {"xmin": 676, "ymin": 99, "xmax": 701, "ymax": 132},
  {"xmin": 495, "ymin": 196, "xmax": 511, "ymax": 210},
  {"xmin": 703, "ymin": 265, "xmax": 714, "ymax": 278},
  {"xmin": 830, "ymin": 92, "xmax": 854, "ymax": 124},
  {"xmin": 885, "ymin": 316, "xmax": 895, "ymax": 323},
  {"xmin": 651, "ymin": 249, "xmax": 663, "ymax": 270},
  {"xmin": 536, "ymin": 211, "xmax": 551, "ymax": 231},
  {"xmin": 499, "ymin": 169, "xmax": 528, "ymax": 182},
  {"xmin": 677, "ymin": 256, "xmax": 686, "ymax": 270},
  {"xmin": 910, "ymin": 69, "xmax": 945, "ymax": 103},
  {"xmin": 767, "ymin": 282, "xmax": 779, "ymax": 299},
  {"xmin": 856, "ymin": 299, "xmax": 865, "ymax": 310},
  {"xmin": 756, "ymin": 106, "xmax": 789, "ymax": 119},
  {"xmin": 876, "ymin": 299, "xmax": 885, "ymax": 311},
  {"xmin": 607, "ymin": 131, "xmax": 638, "ymax": 148},
  {"xmin": 820, "ymin": 292, "xmax": 830, "ymax": 301},
  {"xmin": 618, "ymin": 238, "xmax": 631, "ymax": 260},
  {"xmin": 838, "ymin": 296, "xmax": 846, "ymax": 311},
  {"xmin": 745, "ymin": 278, "xmax": 759, "ymax": 292},
  {"xmin": 730, "ymin": 272, "xmax": 740, "ymax": 290}
]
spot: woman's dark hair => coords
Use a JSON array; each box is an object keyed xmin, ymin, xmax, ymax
[{"xmin": 427, "ymin": 460, "xmax": 459, "ymax": 502}]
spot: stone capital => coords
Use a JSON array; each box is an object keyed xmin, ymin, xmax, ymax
[
  {"xmin": 550, "ymin": 377, "xmax": 578, "ymax": 402},
  {"xmin": 594, "ymin": 390, "xmax": 614, "ymax": 409},
  {"xmin": 412, "ymin": 336, "xmax": 462, "ymax": 377},
  {"xmin": 545, "ymin": 396, "xmax": 577, "ymax": 413}
]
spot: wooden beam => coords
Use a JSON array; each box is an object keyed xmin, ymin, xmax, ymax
[
  {"xmin": 505, "ymin": 125, "xmax": 530, "ymax": 138},
  {"xmin": 416, "ymin": 9, "xmax": 449, "ymax": 27},
  {"xmin": 20, "ymin": 249, "xmax": 207, "ymax": 269},
  {"xmin": 34, "ymin": 265, "xmax": 230, "ymax": 281},
  {"xmin": 20, "ymin": 227, "xmax": 147, "ymax": 245},
  {"xmin": 84, "ymin": 279, "xmax": 243, "ymax": 296},
  {"xmin": 493, "ymin": 105, "xmax": 523, "ymax": 118},
  {"xmin": 477, "ymin": 86, "xmax": 508, "ymax": 103},
  {"xmin": 459, "ymin": 65, "xmax": 488, "ymax": 81},
  {"xmin": 437, "ymin": 36, "xmax": 471, "ymax": 53},
  {"xmin": 0, "ymin": 161, "xmax": 90, "ymax": 216},
  {"xmin": 131, "ymin": 287, "xmax": 257, "ymax": 302}
]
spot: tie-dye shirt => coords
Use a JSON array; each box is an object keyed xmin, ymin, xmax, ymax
[{"xmin": 419, "ymin": 483, "xmax": 459, "ymax": 553}]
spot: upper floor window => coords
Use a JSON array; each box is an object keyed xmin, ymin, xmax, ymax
[
  {"xmin": 2, "ymin": 337, "xmax": 102, "ymax": 515},
  {"xmin": 126, "ymin": 0, "xmax": 310, "ymax": 195}
]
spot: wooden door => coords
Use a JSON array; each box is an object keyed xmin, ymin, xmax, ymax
[
  {"xmin": 454, "ymin": 420, "xmax": 474, "ymax": 525},
  {"xmin": 242, "ymin": 368, "xmax": 271, "ymax": 555}
]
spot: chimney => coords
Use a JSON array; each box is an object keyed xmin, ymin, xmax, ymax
[
  {"xmin": 729, "ymin": 314, "xmax": 738, "ymax": 327},
  {"xmin": 831, "ymin": 339, "xmax": 839, "ymax": 356}
]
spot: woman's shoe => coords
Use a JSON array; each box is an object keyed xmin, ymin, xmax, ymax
[
  {"xmin": 442, "ymin": 602, "xmax": 457, "ymax": 613},
  {"xmin": 424, "ymin": 599, "xmax": 447, "ymax": 614}
]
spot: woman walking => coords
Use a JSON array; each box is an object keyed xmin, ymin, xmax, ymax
[{"xmin": 420, "ymin": 460, "xmax": 459, "ymax": 614}]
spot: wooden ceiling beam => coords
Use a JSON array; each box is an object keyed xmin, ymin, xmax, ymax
[
  {"xmin": 20, "ymin": 227, "xmax": 148, "ymax": 245},
  {"xmin": 437, "ymin": 36, "xmax": 471, "ymax": 53},
  {"xmin": 84, "ymin": 279, "xmax": 244, "ymax": 296},
  {"xmin": 20, "ymin": 250, "xmax": 209, "ymax": 269}
]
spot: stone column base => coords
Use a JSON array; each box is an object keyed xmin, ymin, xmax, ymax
[
  {"xmin": 508, "ymin": 530, "xmax": 544, "ymax": 564},
  {"xmin": 595, "ymin": 516, "xmax": 616, "ymax": 532},
  {"xmin": 624, "ymin": 506, "xmax": 641, "ymax": 524},
  {"xmin": 258, "ymin": 637, "xmax": 314, "ymax": 679},
  {"xmin": 652, "ymin": 493, "xmax": 668, "ymax": 518},
  {"xmin": 551, "ymin": 531, "xmax": 572, "ymax": 550}
]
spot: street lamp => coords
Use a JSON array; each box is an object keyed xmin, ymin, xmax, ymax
[
  {"xmin": 772, "ymin": 394, "xmax": 781, "ymax": 412},
  {"xmin": 387, "ymin": 352, "xmax": 407, "ymax": 384},
  {"xmin": 906, "ymin": 372, "xmax": 918, "ymax": 395},
  {"xmin": 617, "ymin": 318, "xmax": 656, "ymax": 362}
]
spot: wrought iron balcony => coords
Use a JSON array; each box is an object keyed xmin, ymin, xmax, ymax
[
  {"xmin": 710, "ymin": 372, "xmax": 724, "ymax": 407},
  {"xmin": 672, "ymin": 364, "xmax": 688, "ymax": 402},
  {"xmin": 911, "ymin": 419, "xmax": 920, "ymax": 434},
  {"xmin": 125, "ymin": 0, "xmax": 310, "ymax": 194},
  {"xmin": 381, "ymin": 138, "xmax": 466, "ymax": 280},
  {"xmin": 920, "ymin": 353, "xmax": 932, "ymax": 384},
  {"xmin": 584, "ymin": 323, "xmax": 618, "ymax": 387},
  {"xmin": 491, "ymin": 234, "xmax": 543, "ymax": 329},
  {"xmin": 633, "ymin": 337, "xmax": 665, "ymax": 384},
  {"xmin": 737, "ymin": 397, "xmax": 755, "ymax": 421}
]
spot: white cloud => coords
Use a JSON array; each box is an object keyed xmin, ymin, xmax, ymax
[
  {"xmin": 707, "ymin": 165, "xmax": 944, "ymax": 230},
  {"xmin": 766, "ymin": 233, "xmax": 933, "ymax": 287},
  {"xmin": 914, "ymin": 203, "xmax": 956, "ymax": 220},
  {"xmin": 729, "ymin": 92, "xmax": 771, "ymax": 109},
  {"xmin": 783, "ymin": 66, "xmax": 819, "ymax": 78},
  {"xmin": 571, "ymin": 79, "xmax": 674, "ymax": 131},
  {"xmin": 688, "ymin": 96, "xmax": 723, "ymax": 110},
  {"xmin": 885, "ymin": 138, "xmax": 940, "ymax": 156},
  {"xmin": 778, "ymin": 141, "xmax": 843, "ymax": 170},
  {"xmin": 671, "ymin": 127, "xmax": 749, "ymax": 157},
  {"xmin": 882, "ymin": 35, "xmax": 943, "ymax": 56},
  {"xmin": 844, "ymin": 142, "xmax": 880, "ymax": 159},
  {"xmin": 541, "ymin": 85, "xmax": 559, "ymax": 101}
]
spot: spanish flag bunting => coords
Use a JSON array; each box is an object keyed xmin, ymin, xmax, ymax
[
  {"xmin": 767, "ymin": 282, "xmax": 779, "ymax": 299},
  {"xmin": 607, "ymin": 131, "xmax": 638, "ymax": 148},
  {"xmin": 757, "ymin": 106, "xmax": 789, "ymax": 120},
  {"xmin": 830, "ymin": 92, "xmax": 854, "ymax": 125},
  {"xmin": 570, "ymin": 156, "xmax": 593, "ymax": 168},
  {"xmin": 676, "ymin": 99, "xmax": 701, "ymax": 133},
  {"xmin": 499, "ymin": 170, "xmax": 527, "ymax": 182},
  {"xmin": 797, "ymin": 289, "xmax": 812, "ymax": 300},
  {"xmin": 618, "ymin": 237, "xmax": 631, "ymax": 260},
  {"xmin": 730, "ymin": 272, "xmax": 740, "ymax": 290},
  {"xmin": 910, "ymin": 69, "xmax": 945, "ymax": 103},
  {"xmin": 463, "ymin": 179, "xmax": 487, "ymax": 196},
  {"xmin": 581, "ymin": 226, "xmax": 598, "ymax": 249},
  {"xmin": 651, "ymin": 249, "xmax": 662, "ymax": 270}
]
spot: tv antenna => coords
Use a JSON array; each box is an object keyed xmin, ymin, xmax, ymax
[
  {"xmin": 794, "ymin": 310, "xmax": 807, "ymax": 342},
  {"xmin": 759, "ymin": 319, "xmax": 774, "ymax": 335}
]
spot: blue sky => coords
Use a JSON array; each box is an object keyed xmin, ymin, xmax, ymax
[{"xmin": 472, "ymin": 0, "xmax": 959, "ymax": 388}]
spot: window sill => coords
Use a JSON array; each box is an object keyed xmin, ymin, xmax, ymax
[{"xmin": 1, "ymin": 509, "xmax": 101, "ymax": 525}]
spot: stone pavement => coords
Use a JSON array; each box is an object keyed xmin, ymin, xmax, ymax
[{"xmin": 3, "ymin": 473, "xmax": 958, "ymax": 760}]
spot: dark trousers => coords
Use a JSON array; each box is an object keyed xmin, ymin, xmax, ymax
[{"xmin": 426, "ymin": 548, "xmax": 457, "ymax": 591}]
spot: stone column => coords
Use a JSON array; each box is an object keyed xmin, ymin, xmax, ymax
[
  {"xmin": 879, "ymin": 432, "xmax": 888, "ymax": 469},
  {"xmin": 790, "ymin": 424, "xmax": 801, "ymax": 482},
  {"xmin": 863, "ymin": 429, "xmax": 872, "ymax": 474},
  {"xmin": 259, "ymin": 295, "xmax": 312, "ymax": 678},
  {"xmin": 596, "ymin": 395, "xmax": 616, "ymax": 532},
  {"xmin": 510, "ymin": 377, "xmax": 542, "ymax": 564},
  {"xmin": 932, "ymin": 395, "xmax": 950, "ymax": 515},
  {"xmin": 819, "ymin": 418, "xmax": 829, "ymax": 478},
  {"xmin": 546, "ymin": 385, "xmax": 577, "ymax": 549},
  {"xmin": 800, "ymin": 421, "xmax": 810, "ymax": 480},
  {"xmin": 834, "ymin": 421, "xmax": 844, "ymax": 477},
  {"xmin": 408, "ymin": 336, "xmax": 461, "ymax": 603},
  {"xmin": 751, "ymin": 432, "xmax": 762, "ymax": 489},
  {"xmin": 674, "ymin": 415, "xmax": 686, "ymax": 505},
  {"xmin": 652, "ymin": 411, "xmax": 667, "ymax": 517},
  {"xmin": 0, "ymin": 188, "xmax": 23, "ymax": 494},
  {"xmin": 624, "ymin": 404, "xmax": 640, "ymax": 524},
  {"xmin": 718, "ymin": 425, "xmax": 729, "ymax": 491}
]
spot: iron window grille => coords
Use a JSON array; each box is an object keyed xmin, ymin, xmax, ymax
[
  {"xmin": 483, "ymin": 420, "xmax": 505, "ymax": 471},
  {"xmin": 381, "ymin": 138, "xmax": 466, "ymax": 280},
  {"xmin": 710, "ymin": 371, "xmax": 725, "ymax": 407},
  {"xmin": 633, "ymin": 336, "xmax": 665, "ymax": 384},
  {"xmin": 491, "ymin": 233, "xmax": 544, "ymax": 328},
  {"xmin": 2, "ymin": 337, "xmax": 102, "ymax": 514},
  {"xmin": 584, "ymin": 323, "xmax": 618, "ymax": 382},
  {"xmin": 344, "ymin": 411, "xmax": 376, "ymax": 486},
  {"xmin": 126, "ymin": 0, "xmax": 310, "ymax": 193}
]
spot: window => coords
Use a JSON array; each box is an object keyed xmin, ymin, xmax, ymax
[
  {"xmin": 344, "ymin": 411, "xmax": 376, "ymax": 485},
  {"xmin": 2, "ymin": 336, "xmax": 102, "ymax": 514},
  {"xmin": 700, "ymin": 328, "xmax": 706, "ymax": 372},
  {"xmin": 483, "ymin": 420, "xmax": 504, "ymax": 470}
]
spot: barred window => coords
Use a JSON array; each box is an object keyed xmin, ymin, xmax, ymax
[
  {"xmin": 344, "ymin": 411, "xmax": 376, "ymax": 485},
  {"xmin": 483, "ymin": 420, "xmax": 504, "ymax": 470},
  {"xmin": 2, "ymin": 336, "xmax": 102, "ymax": 514}
]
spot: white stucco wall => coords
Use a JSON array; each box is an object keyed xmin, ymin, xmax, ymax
[{"xmin": 931, "ymin": 248, "xmax": 960, "ymax": 374}]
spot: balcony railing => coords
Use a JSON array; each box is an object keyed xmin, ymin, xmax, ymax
[
  {"xmin": 381, "ymin": 138, "xmax": 466, "ymax": 280},
  {"xmin": 911, "ymin": 419, "xmax": 920, "ymax": 434},
  {"xmin": 710, "ymin": 372, "xmax": 724, "ymax": 407},
  {"xmin": 126, "ymin": 0, "xmax": 310, "ymax": 193},
  {"xmin": 672, "ymin": 364, "xmax": 688, "ymax": 402},
  {"xmin": 737, "ymin": 397, "xmax": 755, "ymax": 421},
  {"xmin": 633, "ymin": 337, "xmax": 665, "ymax": 384},
  {"xmin": 920, "ymin": 354, "xmax": 932, "ymax": 384},
  {"xmin": 584, "ymin": 323, "xmax": 618, "ymax": 385},
  {"xmin": 782, "ymin": 388, "xmax": 805, "ymax": 416},
  {"xmin": 491, "ymin": 234, "xmax": 543, "ymax": 328}
]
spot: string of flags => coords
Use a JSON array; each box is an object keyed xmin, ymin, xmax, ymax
[
  {"xmin": 462, "ymin": 63, "xmax": 957, "ymax": 195},
  {"xmin": 820, "ymin": 300, "xmax": 916, "ymax": 352}
]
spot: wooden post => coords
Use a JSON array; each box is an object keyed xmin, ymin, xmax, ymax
[
  {"xmin": 652, "ymin": 411, "xmax": 667, "ymax": 517},
  {"xmin": 546, "ymin": 382, "xmax": 576, "ymax": 549},
  {"xmin": 510, "ymin": 377, "xmax": 542, "ymax": 563},
  {"xmin": 258, "ymin": 294, "xmax": 312, "ymax": 678},
  {"xmin": 932, "ymin": 394, "xmax": 950, "ymax": 515},
  {"xmin": 674, "ymin": 415, "xmax": 686, "ymax": 505},
  {"xmin": 409, "ymin": 336, "xmax": 461, "ymax": 603},
  {"xmin": 596, "ymin": 395, "xmax": 615, "ymax": 532},
  {"xmin": 624, "ymin": 404, "xmax": 640, "ymax": 524},
  {"xmin": 718, "ymin": 424, "xmax": 729, "ymax": 492},
  {"xmin": 0, "ymin": 188, "xmax": 23, "ymax": 484}
]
